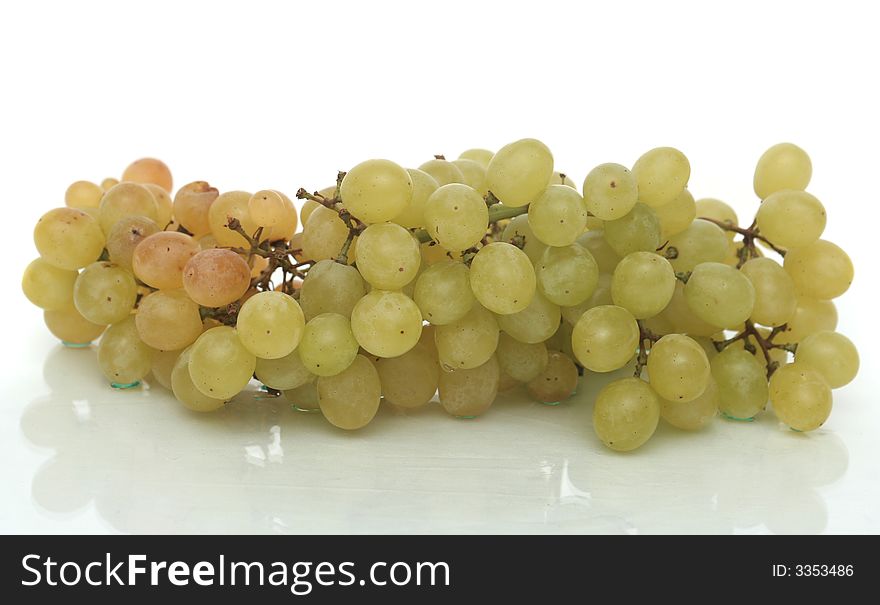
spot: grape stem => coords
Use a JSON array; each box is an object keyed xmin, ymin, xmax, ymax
[
  {"xmin": 633, "ymin": 321, "xmax": 662, "ymax": 377},
  {"xmin": 698, "ymin": 217, "xmax": 787, "ymax": 267},
  {"xmin": 712, "ymin": 319, "xmax": 796, "ymax": 378},
  {"xmin": 225, "ymin": 217, "xmax": 313, "ymax": 292}
]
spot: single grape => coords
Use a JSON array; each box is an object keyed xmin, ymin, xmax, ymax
[
  {"xmin": 485, "ymin": 138, "xmax": 554, "ymax": 207},
  {"xmin": 106, "ymin": 215, "xmax": 160, "ymax": 270},
  {"xmin": 526, "ymin": 350, "xmax": 579, "ymax": 403},
  {"xmin": 469, "ymin": 242, "xmax": 536, "ymax": 315},
  {"xmin": 188, "ymin": 326, "xmax": 256, "ymax": 399},
  {"xmin": 101, "ymin": 177, "xmax": 119, "ymax": 191},
  {"xmin": 783, "ymin": 240, "xmax": 853, "ymax": 300},
  {"xmin": 571, "ymin": 305, "xmax": 639, "ymax": 372},
  {"xmin": 501, "ymin": 214, "xmax": 547, "ymax": 264},
  {"xmin": 768, "ymin": 362, "xmax": 832, "ymax": 432},
  {"xmin": 666, "ymin": 219, "xmax": 728, "ymax": 272},
  {"xmin": 301, "ymin": 205, "xmax": 358, "ymax": 263},
  {"xmin": 22, "ymin": 258, "xmax": 77, "ymax": 310},
  {"xmin": 753, "ymin": 143, "xmax": 811, "ymax": 199},
  {"xmin": 660, "ymin": 377, "xmax": 718, "ymax": 430},
  {"xmin": 355, "ymin": 222, "xmax": 421, "ymax": 290},
  {"xmin": 392, "ymin": 168, "xmax": 439, "ymax": 229},
  {"xmin": 603, "ymin": 203, "xmax": 661, "ymax": 257},
  {"xmin": 740, "ymin": 257, "xmax": 797, "ymax": 327},
  {"xmin": 375, "ymin": 342, "xmax": 440, "ymax": 408},
  {"xmin": 65, "ymin": 181, "xmax": 104, "ymax": 209},
  {"xmin": 299, "ymin": 259, "xmax": 366, "ymax": 320},
  {"xmin": 647, "ymin": 334, "xmax": 711, "ymax": 402},
  {"xmin": 795, "ymin": 331, "xmax": 858, "ymax": 388},
  {"xmin": 317, "ymin": 355, "xmax": 381, "ymax": 429},
  {"xmin": 452, "ymin": 158, "xmax": 487, "ymax": 195},
  {"xmin": 171, "ymin": 347, "xmax": 226, "ymax": 412},
  {"xmin": 144, "ymin": 183, "xmax": 174, "ymax": 228},
  {"xmin": 685, "ymin": 262, "xmax": 756, "ymax": 329},
  {"xmin": 755, "ymin": 190, "xmax": 826, "ymax": 249},
  {"xmin": 661, "ymin": 280, "xmax": 719, "ymax": 337},
  {"xmin": 611, "ymin": 251, "xmax": 675, "ymax": 319},
  {"xmin": 528, "ymin": 185, "xmax": 588, "ymax": 246},
  {"xmin": 34, "ymin": 207, "xmax": 105, "ymax": 270},
  {"xmin": 298, "ymin": 313, "xmax": 359, "ymax": 377},
  {"xmin": 497, "ymin": 332, "xmax": 549, "ymax": 382},
  {"xmin": 340, "ymin": 159, "xmax": 413, "ymax": 223},
  {"xmin": 782, "ymin": 297, "xmax": 837, "ymax": 343},
  {"xmin": 593, "ymin": 378, "xmax": 660, "ymax": 451},
  {"xmin": 43, "ymin": 304, "xmax": 106, "ymax": 345},
  {"xmin": 424, "ymin": 183, "xmax": 489, "ymax": 251},
  {"xmin": 98, "ymin": 316, "xmax": 154, "ymax": 386},
  {"xmin": 582, "ymin": 163, "xmax": 639, "ymax": 220},
  {"xmin": 73, "ymin": 261, "xmax": 138, "ymax": 325},
  {"xmin": 496, "ymin": 291, "xmax": 560, "ymax": 344},
  {"xmin": 711, "ymin": 347, "xmax": 768, "ymax": 420},
  {"xmin": 458, "ymin": 148, "xmax": 494, "ymax": 168},
  {"xmin": 98, "ymin": 182, "xmax": 159, "ymax": 234},
  {"xmin": 435, "ymin": 303, "xmax": 499, "ymax": 370},
  {"xmin": 438, "ymin": 355, "xmax": 500, "ymax": 418},
  {"xmin": 236, "ymin": 291, "xmax": 305, "ymax": 359},
  {"xmin": 173, "ymin": 181, "xmax": 219, "ymax": 237},
  {"xmin": 248, "ymin": 190, "xmax": 287, "ymax": 228},
  {"xmin": 695, "ymin": 198, "xmax": 738, "ymax": 239},
  {"xmin": 413, "ymin": 260, "xmax": 475, "ymax": 325},
  {"xmin": 632, "ymin": 147, "xmax": 690, "ymax": 207},
  {"xmin": 150, "ymin": 348, "xmax": 181, "ymax": 391},
  {"xmin": 208, "ymin": 190, "xmax": 261, "ymax": 248},
  {"xmin": 122, "ymin": 157, "xmax": 173, "ymax": 192},
  {"xmin": 560, "ymin": 273, "xmax": 612, "ymax": 326},
  {"xmin": 182, "ymin": 248, "xmax": 251, "ymax": 307},
  {"xmin": 654, "ymin": 188, "xmax": 696, "ymax": 239},
  {"xmin": 576, "ymin": 230, "xmax": 621, "ymax": 274},
  {"xmin": 255, "ymin": 348, "xmax": 315, "ymax": 391},
  {"xmin": 350, "ymin": 290, "xmax": 423, "ymax": 358},
  {"xmin": 132, "ymin": 231, "xmax": 199, "ymax": 290},
  {"xmin": 418, "ymin": 158, "xmax": 465, "ymax": 186},
  {"xmin": 536, "ymin": 243, "xmax": 599, "ymax": 306}
]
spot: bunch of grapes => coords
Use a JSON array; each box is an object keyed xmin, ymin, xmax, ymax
[{"xmin": 22, "ymin": 141, "xmax": 858, "ymax": 451}]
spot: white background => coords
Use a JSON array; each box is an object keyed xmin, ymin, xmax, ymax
[{"xmin": 0, "ymin": 0, "xmax": 877, "ymax": 534}]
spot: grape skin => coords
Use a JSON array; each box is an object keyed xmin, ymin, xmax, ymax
[
  {"xmin": 485, "ymin": 138, "xmax": 554, "ymax": 208},
  {"xmin": 340, "ymin": 159, "xmax": 413, "ymax": 224},
  {"xmin": 795, "ymin": 331, "xmax": 859, "ymax": 388},
  {"xmin": 34, "ymin": 207, "xmax": 105, "ymax": 270},
  {"xmin": 132, "ymin": 231, "xmax": 199, "ymax": 290},
  {"xmin": 632, "ymin": 147, "xmax": 690, "ymax": 207},
  {"xmin": 710, "ymin": 347, "xmax": 768, "ymax": 420},
  {"xmin": 413, "ymin": 260, "xmax": 475, "ymax": 325},
  {"xmin": 298, "ymin": 313, "xmax": 359, "ymax": 377},
  {"xmin": 783, "ymin": 240, "xmax": 853, "ymax": 300},
  {"xmin": 350, "ymin": 290, "xmax": 423, "ymax": 358},
  {"xmin": 753, "ymin": 143, "xmax": 811, "ymax": 199},
  {"xmin": 593, "ymin": 378, "xmax": 660, "ymax": 452},
  {"xmin": 582, "ymin": 163, "xmax": 638, "ymax": 220},
  {"xmin": 22, "ymin": 258, "xmax": 77, "ymax": 310},
  {"xmin": 571, "ymin": 305, "xmax": 639, "ymax": 372},
  {"xmin": 188, "ymin": 326, "xmax": 257, "ymax": 399},
  {"xmin": 318, "ymin": 355, "xmax": 382, "ymax": 430},
  {"xmin": 469, "ymin": 242, "xmax": 536, "ymax": 315},
  {"xmin": 611, "ymin": 251, "xmax": 675, "ymax": 320},
  {"xmin": 98, "ymin": 316, "xmax": 154, "ymax": 386},
  {"xmin": 685, "ymin": 262, "xmax": 756, "ymax": 329},
  {"xmin": 646, "ymin": 334, "xmax": 711, "ymax": 403},
  {"xmin": 183, "ymin": 248, "xmax": 252, "ymax": 308},
  {"xmin": 435, "ymin": 303, "xmax": 499, "ymax": 370},
  {"xmin": 236, "ymin": 291, "xmax": 305, "ymax": 359},
  {"xmin": 769, "ymin": 362, "xmax": 832, "ymax": 432}
]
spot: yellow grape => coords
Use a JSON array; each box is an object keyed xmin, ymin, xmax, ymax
[
  {"xmin": 496, "ymin": 290, "xmax": 561, "ymax": 344},
  {"xmin": 132, "ymin": 231, "xmax": 199, "ymax": 290},
  {"xmin": 350, "ymin": 290, "xmax": 423, "ymax": 358},
  {"xmin": 298, "ymin": 313, "xmax": 359, "ymax": 377},
  {"xmin": 173, "ymin": 181, "xmax": 219, "ymax": 237},
  {"xmin": 632, "ymin": 147, "xmax": 690, "ymax": 207},
  {"xmin": 98, "ymin": 182, "xmax": 159, "ymax": 234},
  {"xmin": 501, "ymin": 214, "xmax": 547, "ymax": 264},
  {"xmin": 660, "ymin": 377, "xmax": 718, "ymax": 430},
  {"xmin": 418, "ymin": 158, "xmax": 465, "ymax": 186},
  {"xmin": 144, "ymin": 183, "xmax": 174, "ymax": 228},
  {"xmin": 593, "ymin": 377, "xmax": 660, "ymax": 452},
  {"xmin": 469, "ymin": 242, "xmax": 536, "ymax": 315},
  {"xmin": 711, "ymin": 347, "xmax": 768, "ymax": 420},
  {"xmin": 740, "ymin": 257, "xmax": 797, "ymax": 327},
  {"xmin": 661, "ymin": 280, "xmax": 719, "ymax": 337},
  {"xmin": 73, "ymin": 261, "xmax": 138, "ymax": 325},
  {"xmin": 150, "ymin": 348, "xmax": 181, "ymax": 391},
  {"xmin": 603, "ymin": 203, "xmax": 661, "ymax": 257},
  {"xmin": 317, "ymin": 355, "xmax": 381, "ymax": 429},
  {"xmin": 22, "ymin": 258, "xmax": 77, "ymax": 310},
  {"xmin": 528, "ymin": 185, "xmax": 588, "ymax": 246},
  {"xmin": 34, "ymin": 207, "xmax": 105, "ymax": 270},
  {"xmin": 355, "ymin": 222, "xmax": 421, "ymax": 290},
  {"xmin": 255, "ymin": 348, "xmax": 315, "ymax": 391},
  {"xmin": 666, "ymin": 219, "xmax": 728, "ymax": 272},
  {"xmin": 106, "ymin": 215, "xmax": 160, "ymax": 270},
  {"xmin": 582, "ymin": 162, "xmax": 639, "ymax": 220},
  {"xmin": 755, "ymin": 190, "xmax": 826, "ymax": 249},
  {"xmin": 452, "ymin": 158, "xmax": 487, "ymax": 195},
  {"xmin": 526, "ymin": 350, "xmax": 579, "ymax": 404},
  {"xmin": 753, "ymin": 143, "xmax": 811, "ymax": 199},
  {"xmin": 299, "ymin": 259, "xmax": 366, "ymax": 320},
  {"xmin": 646, "ymin": 334, "xmax": 711, "ymax": 402},
  {"xmin": 43, "ymin": 304, "xmax": 106, "ymax": 345},
  {"xmin": 536, "ymin": 243, "xmax": 599, "ymax": 306},
  {"xmin": 424, "ymin": 183, "xmax": 489, "ymax": 251},
  {"xmin": 340, "ymin": 159, "xmax": 413, "ymax": 223},
  {"xmin": 795, "ymin": 331, "xmax": 859, "ymax": 388},
  {"xmin": 413, "ymin": 260, "xmax": 475, "ymax": 325},
  {"xmin": 122, "ymin": 157, "xmax": 173, "ymax": 192},
  {"xmin": 183, "ymin": 248, "xmax": 252, "ymax": 307},
  {"xmin": 188, "ymin": 326, "xmax": 256, "ymax": 399},
  {"xmin": 485, "ymin": 138, "xmax": 554, "ymax": 207},
  {"xmin": 571, "ymin": 305, "xmax": 639, "ymax": 372},
  {"xmin": 438, "ymin": 355, "xmax": 500, "ymax": 418},
  {"xmin": 685, "ymin": 262, "xmax": 756, "ymax": 329},
  {"xmin": 611, "ymin": 251, "xmax": 675, "ymax": 319},
  {"xmin": 783, "ymin": 240, "xmax": 853, "ymax": 300},
  {"xmin": 497, "ymin": 332, "xmax": 549, "ymax": 382},
  {"xmin": 458, "ymin": 148, "xmax": 494, "ymax": 168},
  {"xmin": 101, "ymin": 177, "xmax": 119, "ymax": 191},
  {"xmin": 65, "ymin": 181, "xmax": 104, "ymax": 209},
  {"xmin": 392, "ymin": 168, "xmax": 439, "ymax": 229},
  {"xmin": 236, "ymin": 291, "xmax": 305, "ymax": 359},
  {"xmin": 301, "ymin": 205, "xmax": 357, "ymax": 263},
  {"xmin": 97, "ymin": 316, "xmax": 154, "ymax": 386},
  {"xmin": 435, "ymin": 303, "xmax": 499, "ymax": 370},
  {"xmin": 695, "ymin": 198, "xmax": 738, "ymax": 240},
  {"xmin": 576, "ymin": 230, "xmax": 621, "ymax": 274},
  {"xmin": 654, "ymin": 188, "xmax": 696, "ymax": 239},
  {"xmin": 208, "ymin": 190, "xmax": 260, "ymax": 248},
  {"xmin": 560, "ymin": 273, "xmax": 612, "ymax": 326},
  {"xmin": 285, "ymin": 382, "xmax": 320, "ymax": 412},
  {"xmin": 171, "ymin": 347, "xmax": 226, "ymax": 412},
  {"xmin": 375, "ymin": 342, "xmax": 440, "ymax": 408},
  {"xmin": 768, "ymin": 362, "xmax": 832, "ymax": 432}
]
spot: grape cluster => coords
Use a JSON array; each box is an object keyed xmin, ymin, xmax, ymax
[{"xmin": 22, "ymin": 142, "xmax": 859, "ymax": 451}]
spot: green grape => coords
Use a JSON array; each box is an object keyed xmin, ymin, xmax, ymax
[
  {"xmin": 424, "ymin": 183, "xmax": 489, "ymax": 251},
  {"xmin": 496, "ymin": 332, "xmax": 549, "ymax": 382},
  {"xmin": 611, "ymin": 251, "xmax": 675, "ymax": 319},
  {"xmin": 255, "ymin": 348, "xmax": 315, "ymax": 391},
  {"xmin": 300, "ymin": 199, "xmax": 321, "ymax": 226},
  {"xmin": 754, "ymin": 143, "xmax": 812, "ymax": 199},
  {"xmin": 485, "ymin": 138, "xmax": 554, "ymax": 207},
  {"xmin": 65, "ymin": 180, "xmax": 104, "ymax": 209},
  {"xmin": 795, "ymin": 331, "xmax": 858, "ymax": 388},
  {"xmin": 458, "ymin": 148, "xmax": 494, "ymax": 168},
  {"xmin": 98, "ymin": 316, "xmax": 154, "ymax": 386},
  {"xmin": 710, "ymin": 347, "xmax": 768, "ymax": 420},
  {"xmin": 782, "ymin": 297, "xmax": 837, "ymax": 343},
  {"xmin": 438, "ymin": 355, "xmax": 500, "ymax": 418},
  {"xmin": 593, "ymin": 377, "xmax": 660, "ymax": 452},
  {"xmin": 106, "ymin": 215, "xmax": 160, "ymax": 270},
  {"xmin": 435, "ymin": 303, "xmax": 499, "ymax": 370},
  {"xmin": 561, "ymin": 273, "xmax": 612, "ymax": 325},
  {"xmin": 172, "ymin": 346, "xmax": 226, "ymax": 412},
  {"xmin": 783, "ymin": 240, "xmax": 853, "ymax": 300},
  {"xmin": 660, "ymin": 377, "xmax": 718, "ymax": 430},
  {"xmin": 101, "ymin": 177, "xmax": 119, "ymax": 191},
  {"xmin": 740, "ymin": 257, "xmax": 797, "ymax": 327},
  {"xmin": 248, "ymin": 190, "xmax": 288, "ymax": 228},
  {"xmin": 413, "ymin": 260, "xmax": 475, "ymax": 325},
  {"xmin": 469, "ymin": 242, "xmax": 536, "ymax": 315},
  {"xmin": 571, "ymin": 305, "xmax": 639, "ymax": 372},
  {"xmin": 536, "ymin": 243, "xmax": 599, "ymax": 306},
  {"xmin": 355, "ymin": 222, "xmax": 421, "ymax": 290},
  {"xmin": 501, "ymin": 214, "xmax": 547, "ymax": 264},
  {"xmin": 22, "ymin": 258, "xmax": 77, "ymax": 310},
  {"xmin": 392, "ymin": 168, "xmax": 439, "ymax": 229},
  {"xmin": 666, "ymin": 219, "xmax": 728, "ymax": 272},
  {"xmin": 647, "ymin": 334, "xmax": 711, "ymax": 402},
  {"xmin": 298, "ymin": 313, "xmax": 359, "ymax": 376},
  {"xmin": 183, "ymin": 248, "xmax": 252, "ymax": 307},
  {"xmin": 350, "ymin": 290, "xmax": 423, "ymax": 358},
  {"xmin": 528, "ymin": 185, "xmax": 588, "ymax": 246},
  {"xmin": 173, "ymin": 181, "xmax": 219, "ymax": 237},
  {"xmin": 548, "ymin": 171, "xmax": 577, "ymax": 188},
  {"xmin": 418, "ymin": 158, "xmax": 465, "ymax": 186},
  {"xmin": 132, "ymin": 231, "xmax": 199, "ymax": 290},
  {"xmin": 576, "ymin": 230, "xmax": 621, "ymax": 274},
  {"xmin": 73, "ymin": 261, "xmax": 138, "ymax": 325},
  {"xmin": 375, "ymin": 342, "xmax": 439, "ymax": 408},
  {"xmin": 144, "ymin": 183, "xmax": 173, "ymax": 228},
  {"xmin": 34, "ymin": 207, "xmax": 105, "ymax": 270},
  {"xmin": 603, "ymin": 203, "xmax": 661, "ymax": 257},
  {"xmin": 685, "ymin": 262, "xmax": 756, "ymax": 328},
  {"xmin": 316, "ymin": 354, "xmax": 382, "ymax": 429},
  {"xmin": 755, "ymin": 190, "xmax": 826, "ymax": 249},
  {"xmin": 496, "ymin": 291, "xmax": 560, "ymax": 344},
  {"xmin": 526, "ymin": 350, "xmax": 579, "ymax": 404},
  {"xmin": 452, "ymin": 159, "xmax": 487, "ymax": 194},
  {"xmin": 134, "ymin": 289, "xmax": 202, "ymax": 351},
  {"xmin": 98, "ymin": 182, "xmax": 158, "ymax": 234},
  {"xmin": 208, "ymin": 190, "xmax": 260, "ymax": 248},
  {"xmin": 236, "ymin": 291, "xmax": 305, "ymax": 359},
  {"xmin": 662, "ymin": 281, "xmax": 718, "ymax": 337},
  {"xmin": 299, "ymin": 259, "xmax": 366, "ymax": 320},
  {"xmin": 768, "ymin": 362, "xmax": 832, "ymax": 432},
  {"xmin": 188, "ymin": 326, "xmax": 256, "ymax": 399},
  {"xmin": 150, "ymin": 348, "xmax": 180, "ymax": 391},
  {"xmin": 632, "ymin": 147, "xmax": 690, "ymax": 207},
  {"xmin": 123, "ymin": 157, "xmax": 173, "ymax": 192},
  {"xmin": 654, "ymin": 188, "xmax": 696, "ymax": 239},
  {"xmin": 340, "ymin": 159, "xmax": 413, "ymax": 223},
  {"xmin": 285, "ymin": 381, "xmax": 320, "ymax": 412},
  {"xmin": 695, "ymin": 198, "xmax": 738, "ymax": 239},
  {"xmin": 43, "ymin": 305, "xmax": 105, "ymax": 345},
  {"xmin": 582, "ymin": 163, "xmax": 639, "ymax": 220}
]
